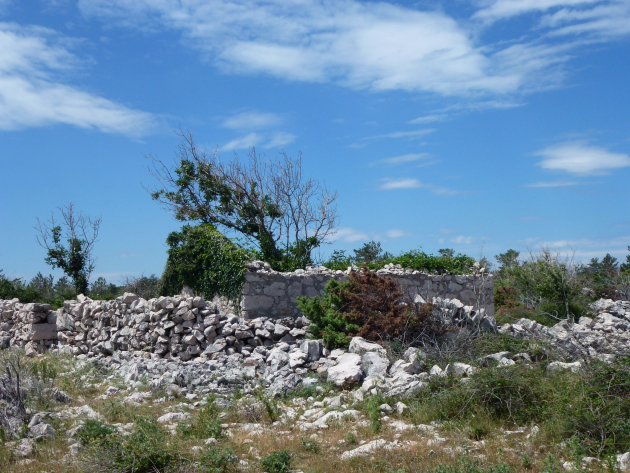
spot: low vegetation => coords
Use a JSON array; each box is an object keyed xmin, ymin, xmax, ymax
[
  {"xmin": 494, "ymin": 247, "xmax": 630, "ymax": 326},
  {"xmin": 297, "ymin": 267, "xmax": 441, "ymax": 349},
  {"xmin": 1, "ymin": 328, "xmax": 629, "ymax": 473}
]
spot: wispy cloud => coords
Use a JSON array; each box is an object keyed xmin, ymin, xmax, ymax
[
  {"xmin": 220, "ymin": 132, "xmax": 263, "ymax": 151},
  {"xmin": 533, "ymin": 235, "xmax": 630, "ymax": 261},
  {"xmin": 533, "ymin": 141, "xmax": 630, "ymax": 175},
  {"xmin": 373, "ymin": 153, "xmax": 434, "ymax": 166},
  {"xmin": 522, "ymin": 180, "xmax": 601, "ymax": 188},
  {"xmin": 333, "ymin": 227, "xmax": 370, "ymax": 243},
  {"xmin": 451, "ymin": 235, "xmax": 474, "ymax": 245},
  {"xmin": 379, "ymin": 178, "xmax": 467, "ymax": 195},
  {"xmin": 380, "ymin": 178, "xmax": 423, "ymax": 190},
  {"xmin": 222, "ymin": 110, "xmax": 283, "ymax": 129},
  {"xmin": 474, "ymin": 0, "xmax": 601, "ymax": 22},
  {"xmin": 0, "ymin": 22, "xmax": 156, "ymax": 136},
  {"xmin": 408, "ymin": 114, "xmax": 448, "ymax": 124},
  {"xmin": 77, "ymin": 0, "xmax": 630, "ymax": 97},
  {"xmin": 264, "ymin": 131, "xmax": 296, "ymax": 149},
  {"xmin": 386, "ymin": 229, "xmax": 410, "ymax": 239},
  {"xmin": 368, "ymin": 129, "xmax": 436, "ymax": 140}
]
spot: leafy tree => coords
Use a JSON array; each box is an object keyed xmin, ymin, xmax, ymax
[
  {"xmin": 502, "ymin": 249, "xmax": 583, "ymax": 320},
  {"xmin": 353, "ymin": 240, "xmax": 384, "ymax": 264},
  {"xmin": 147, "ymin": 131, "xmax": 339, "ymax": 271},
  {"xmin": 27, "ymin": 273, "xmax": 55, "ymax": 299},
  {"xmin": 35, "ymin": 203, "xmax": 101, "ymax": 295},
  {"xmin": 120, "ymin": 274, "xmax": 160, "ymax": 300},
  {"xmin": 495, "ymin": 249, "xmax": 520, "ymax": 274},
  {"xmin": 438, "ymin": 248, "xmax": 455, "ymax": 258},
  {"xmin": 160, "ymin": 224, "xmax": 251, "ymax": 301},
  {"xmin": 90, "ymin": 277, "xmax": 119, "ymax": 300},
  {"xmin": 621, "ymin": 247, "xmax": 630, "ymax": 274}
]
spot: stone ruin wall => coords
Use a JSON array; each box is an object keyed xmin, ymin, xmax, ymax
[
  {"xmin": 240, "ymin": 262, "xmax": 495, "ymax": 320},
  {"xmin": 0, "ymin": 264, "xmax": 494, "ymax": 361}
]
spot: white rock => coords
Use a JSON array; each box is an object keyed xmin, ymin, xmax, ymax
[
  {"xmin": 158, "ymin": 412, "xmax": 191, "ymax": 424},
  {"xmin": 547, "ymin": 361, "xmax": 582, "ymax": 373},
  {"xmin": 616, "ymin": 452, "xmax": 630, "ymax": 471},
  {"xmin": 349, "ymin": 337, "xmax": 386, "ymax": 356},
  {"xmin": 327, "ymin": 353, "xmax": 363, "ymax": 386},
  {"xmin": 361, "ymin": 351, "xmax": 389, "ymax": 377},
  {"xmin": 341, "ymin": 439, "xmax": 388, "ymax": 459}
]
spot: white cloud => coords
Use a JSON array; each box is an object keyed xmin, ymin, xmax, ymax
[
  {"xmin": 334, "ymin": 227, "xmax": 370, "ymax": 243},
  {"xmin": 386, "ymin": 229, "xmax": 409, "ymax": 238},
  {"xmin": 534, "ymin": 141, "xmax": 630, "ymax": 175},
  {"xmin": 474, "ymin": 0, "xmax": 601, "ymax": 21},
  {"xmin": 451, "ymin": 235, "xmax": 474, "ymax": 245},
  {"xmin": 533, "ymin": 235, "xmax": 630, "ymax": 261},
  {"xmin": 220, "ymin": 132, "xmax": 262, "ymax": 151},
  {"xmin": 380, "ymin": 178, "xmax": 423, "ymax": 190},
  {"xmin": 369, "ymin": 129, "xmax": 436, "ymax": 140},
  {"xmin": 522, "ymin": 180, "xmax": 597, "ymax": 187},
  {"xmin": 0, "ymin": 22, "xmax": 156, "ymax": 136},
  {"xmin": 408, "ymin": 114, "xmax": 449, "ymax": 124},
  {"xmin": 222, "ymin": 110, "xmax": 283, "ymax": 129},
  {"xmin": 374, "ymin": 153, "xmax": 431, "ymax": 166},
  {"xmin": 379, "ymin": 178, "xmax": 466, "ymax": 195},
  {"xmin": 76, "ymin": 0, "xmax": 625, "ymax": 97},
  {"xmin": 264, "ymin": 131, "xmax": 296, "ymax": 149}
]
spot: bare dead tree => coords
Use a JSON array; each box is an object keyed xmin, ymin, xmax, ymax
[
  {"xmin": 146, "ymin": 130, "xmax": 339, "ymax": 270},
  {"xmin": 0, "ymin": 360, "xmax": 28, "ymax": 439},
  {"xmin": 35, "ymin": 203, "xmax": 101, "ymax": 294}
]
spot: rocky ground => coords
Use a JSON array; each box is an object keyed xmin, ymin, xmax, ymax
[{"xmin": 1, "ymin": 298, "xmax": 630, "ymax": 473}]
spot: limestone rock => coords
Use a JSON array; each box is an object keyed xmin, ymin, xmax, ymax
[{"xmin": 327, "ymin": 353, "xmax": 363, "ymax": 386}]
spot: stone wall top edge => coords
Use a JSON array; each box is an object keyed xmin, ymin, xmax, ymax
[{"xmin": 245, "ymin": 266, "xmax": 493, "ymax": 279}]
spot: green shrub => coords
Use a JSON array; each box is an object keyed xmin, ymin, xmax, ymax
[
  {"xmin": 81, "ymin": 416, "xmax": 175, "ymax": 473},
  {"xmin": 297, "ymin": 268, "xmax": 439, "ymax": 349},
  {"xmin": 363, "ymin": 394, "xmax": 385, "ymax": 433},
  {"xmin": 300, "ymin": 437, "xmax": 320, "ymax": 453},
  {"xmin": 75, "ymin": 420, "xmax": 115, "ymax": 445},
  {"xmin": 159, "ymin": 224, "xmax": 251, "ymax": 301},
  {"xmin": 178, "ymin": 397, "xmax": 223, "ymax": 439},
  {"xmin": 496, "ymin": 249, "xmax": 586, "ymax": 322},
  {"xmin": 408, "ymin": 356, "xmax": 630, "ymax": 456},
  {"xmin": 428, "ymin": 459, "xmax": 513, "ymax": 473},
  {"xmin": 323, "ymin": 247, "xmax": 475, "ymax": 274},
  {"xmin": 199, "ymin": 445, "xmax": 237, "ymax": 473},
  {"xmin": 260, "ymin": 449, "xmax": 292, "ymax": 473},
  {"xmin": 345, "ymin": 431, "xmax": 357, "ymax": 445}
]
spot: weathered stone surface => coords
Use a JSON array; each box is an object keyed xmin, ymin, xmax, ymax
[
  {"xmin": 327, "ymin": 353, "xmax": 363, "ymax": 386},
  {"xmin": 361, "ymin": 351, "xmax": 389, "ymax": 377},
  {"xmin": 25, "ymin": 323, "xmax": 58, "ymax": 341},
  {"xmin": 349, "ymin": 337, "xmax": 386, "ymax": 357}
]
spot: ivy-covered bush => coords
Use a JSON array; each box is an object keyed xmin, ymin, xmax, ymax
[
  {"xmin": 297, "ymin": 268, "xmax": 439, "ymax": 349},
  {"xmin": 159, "ymin": 224, "xmax": 251, "ymax": 301}
]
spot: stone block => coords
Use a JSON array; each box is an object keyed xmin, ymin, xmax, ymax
[{"xmin": 26, "ymin": 323, "xmax": 58, "ymax": 341}]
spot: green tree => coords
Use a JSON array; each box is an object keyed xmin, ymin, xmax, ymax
[
  {"xmin": 438, "ymin": 248, "xmax": 455, "ymax": 258},
  {"xmin": 35, "ymin": 203, "xmax": 101, "ymax": 295},
  {"xmin": 621, "ymin": 247, "xmax": 630, "ymax": 274},
  {"xmin": 495, "ymin": 249, "xmax": 520, "ymax": 274},
  {"xmin": 90, "ymin": 277, "xmax": 119, "ymax": 300},
  {"xmin": 160, "ymin": 223, "xmax": 251, "ymax": 301},
  {"xmin": 147, "ymin": 131, "xmax": 339, "ymax": 271},
  {"xmin": 353, "ymin": 240, "xmax": 384, "ymax": 264},
  {"xmin": 27, "ymin": 273, "xmax": 55, "ymax": 299}
]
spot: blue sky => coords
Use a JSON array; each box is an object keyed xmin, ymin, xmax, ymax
[{"xmin": 1, "ymin": 0, "xmax": 629, "ymax": 283}]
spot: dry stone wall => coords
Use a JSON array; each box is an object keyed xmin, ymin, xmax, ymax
[
  {"xmin": 0, "ymin": 263, "xmax": 494, "ymax": 363},
  {"xmin": 0, "ymin": 294, "xmax": 310, "ymax": 360},
  {"xmin": 240, "ymin": 261, "xmax": 494, "ymax": 320}
]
